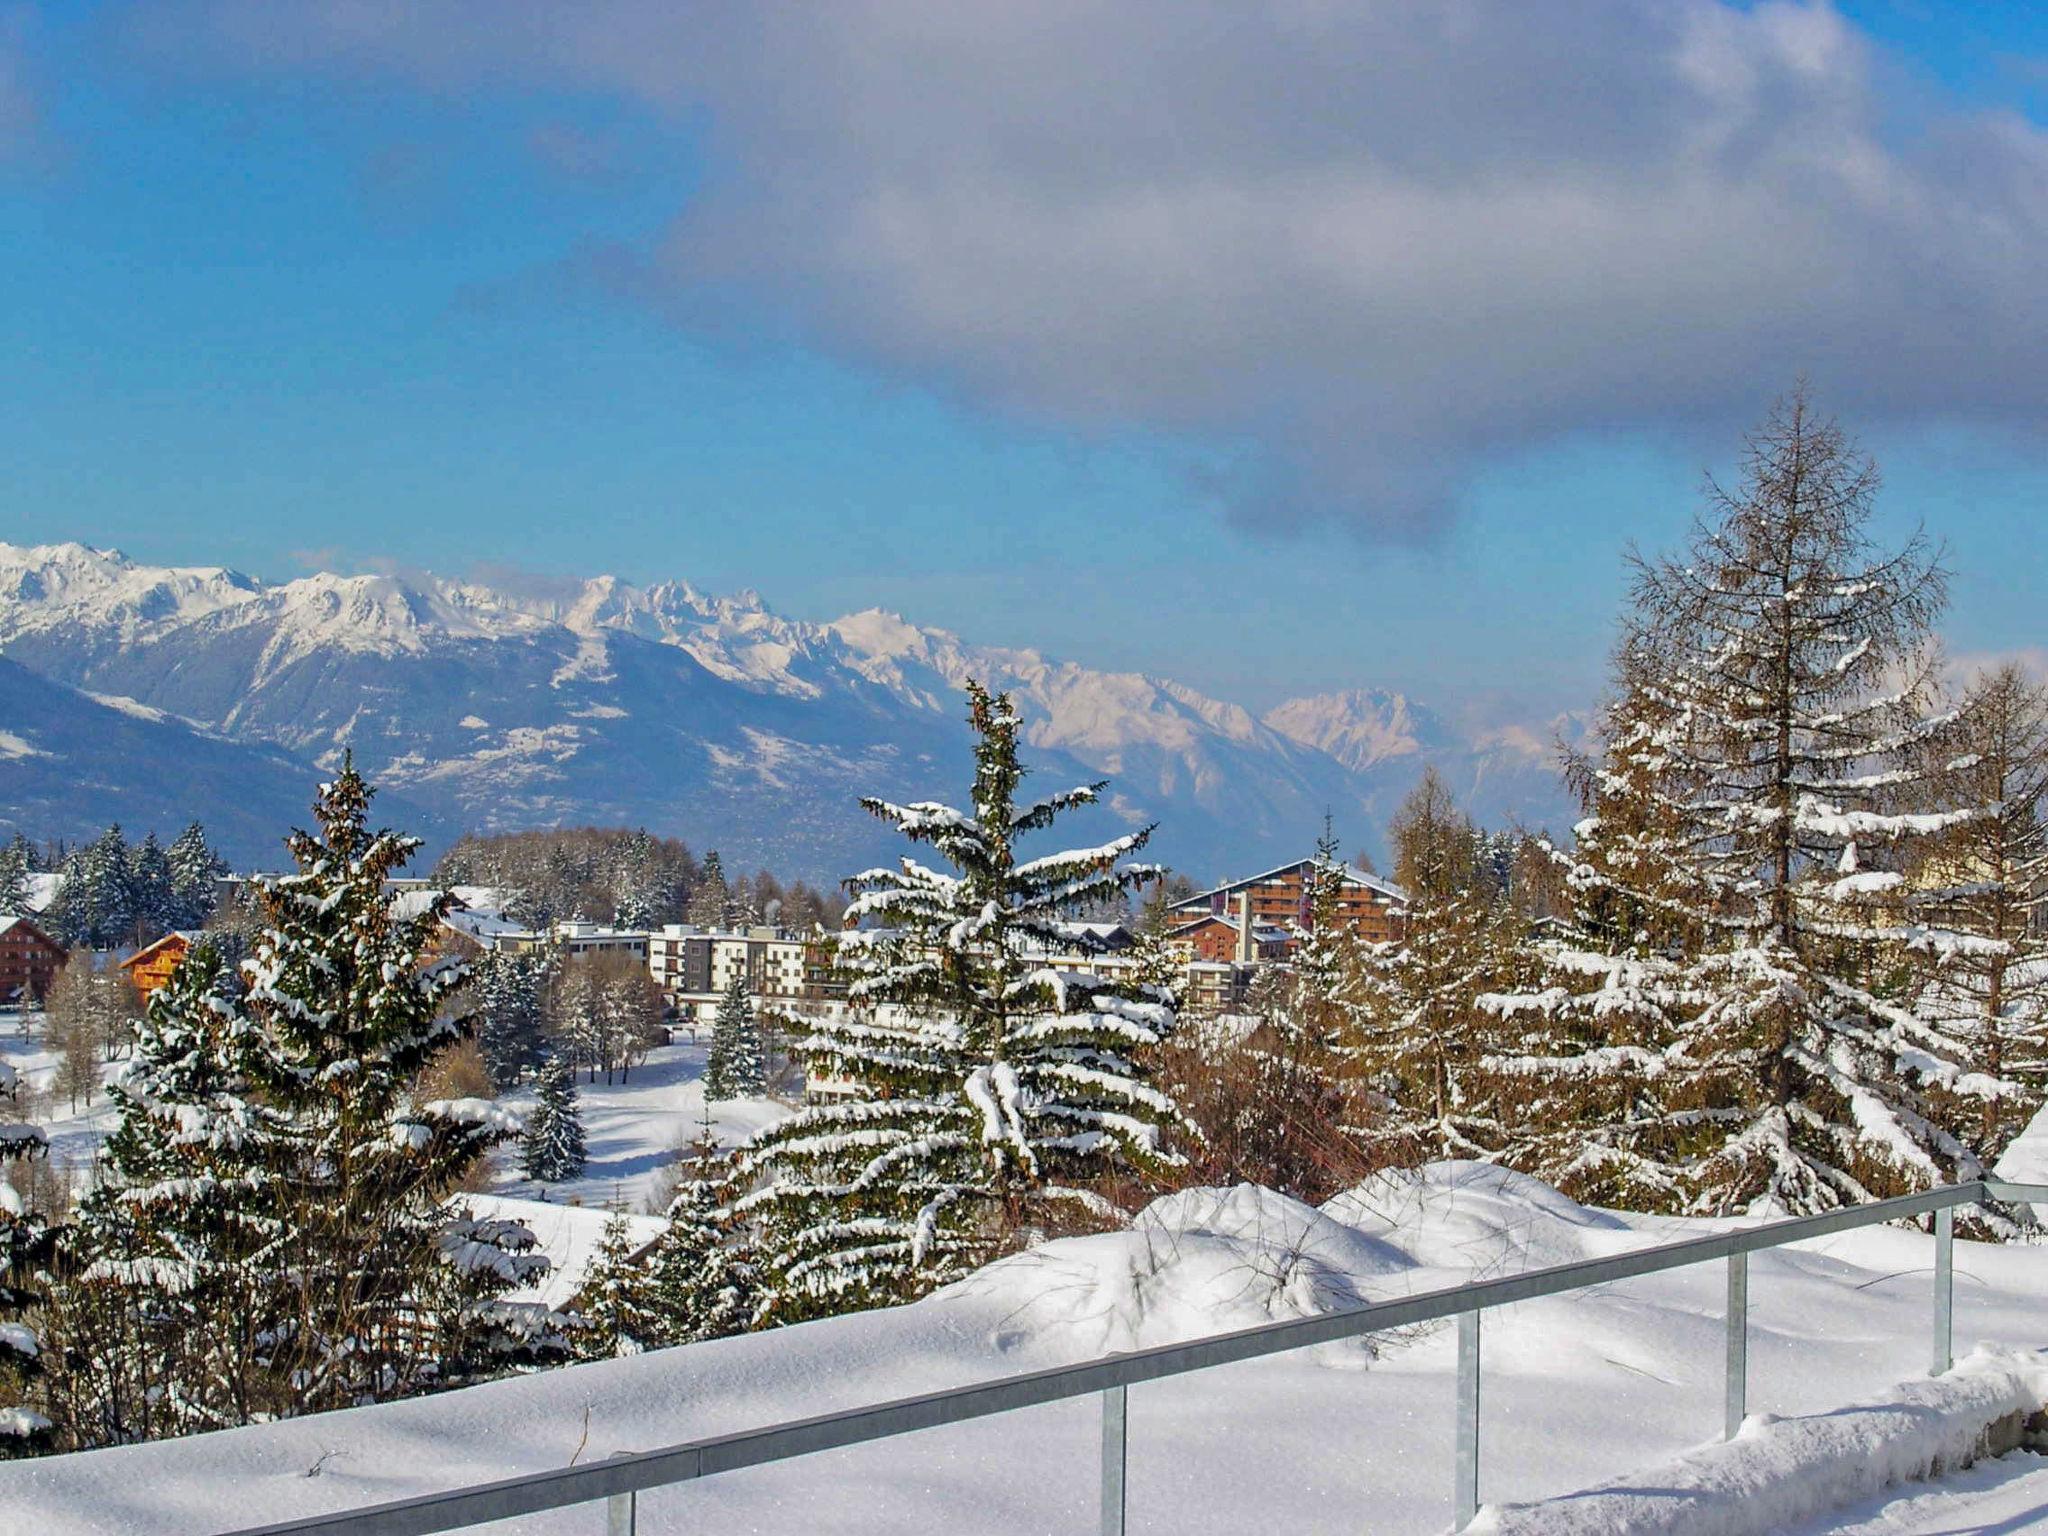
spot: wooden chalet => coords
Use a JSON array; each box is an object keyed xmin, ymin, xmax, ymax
[{"xmin": 0, "ymin": 914, "xmax": 65, "ymax": 1007}]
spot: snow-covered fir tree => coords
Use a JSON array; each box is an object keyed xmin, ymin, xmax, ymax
[
  {"xmin": 521, "ymin": 1055, "xmax": 587, "ymax": 1184},
  {"xmin": 1280, "ymin": 820, "xmax": 1368, "ymax": 1050},
  {"xmin": 166, "ymin": 822, "xmax": 228, "ymax": 930},
  {"xmin": 704, "ymin": 973, "xmax": 765, "ymax": 1101},
  {"xmin": 1348, "ymin": 769, "xmax": 1511, "ymax": 1163},
  {"xmin": 1475, "ymin": 652, "xmax": 1727, "ymax": 1208},
  {"xmin": 129, "ymin": 833, "xmax": 174, "ymax": 936},
  {"xmin": 53, "ymin": 940, "xmax": 287, "ymax": 1442},
  {"xmin": 0, "ymin": 1095, "xmax": 52, "ymax": 1453},
  {"xmin": 570, "ymin": 1211, "xmax": 661, "ymax": 1360},
  {"xmin": 737, "ymin": 681, "xmax": 1187, "ymax": 1322},
  {"xmin": 472, "ymin": 947, "xmax": 554, "ymax": 1091},
  {"xmin": 646, "ymin": 1169, "xmax": 754, "ymax": 1346},
  {"xmin": 0, "ymin": 839, "xmax": 30, "ymax": 919},
  {"xmin": 235, "ymin": 758, "xmax": 544, "ymax": 1412},
  {"xmin": 1635, "ymin": 391, "xmax": 2005, "ymax": 1213},
  {"xmin": 1490, "ymin": 391, "xmax": 2018, "ymax": 1219}
]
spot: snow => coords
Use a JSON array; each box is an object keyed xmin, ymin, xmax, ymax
[
  {"xmin": 452, "ymin": 1193, "xmax": 664, "ymax": 1311},
  {"xmin": 1476, "ymin": 1347, "xmax": 2048, "ymax": 1535},
  {"xmin": 0, "ymin": 728, "xmax": 51, "ymax": 760},
  {"xmin": 1798, "ymin": 1449, "xmax": 2048, "ymax": 1533},
  {"xmin": 487, "ymin": 1038, "xmax": 791, "ymax": 1212},
  {"xmin": 14, "ymin": 1162, "xmax": 2048, "ymax": 1535}
]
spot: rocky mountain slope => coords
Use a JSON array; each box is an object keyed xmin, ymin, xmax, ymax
[
  {"xmin": 0, "ymin": 654, "xmax": 445, "ymax": 867},
  {"xmin": 0, "ymin": 543, "xmax": 1580, "ymax": 881}
]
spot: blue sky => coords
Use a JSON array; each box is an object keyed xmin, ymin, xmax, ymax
[{"xmin": 4, "ymin": 2, "xmax": 2045, "ymax": 718}]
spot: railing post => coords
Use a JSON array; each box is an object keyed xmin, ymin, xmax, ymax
[
  {"xmin": 1724, "ymin": 1250, "xmax": 1747, "ymax": 1440},
  {"xmin": 1101, "ymin": 1383, "xmax": 1127, "ymax": 1536},
  {"xmin": 606, "ymin": 1451, "xmax": 637, "ymax": 1536},
  {"xmin": 1932, "ymin": 1205, "xmax": 1954, "ymax": 1377},
  {"xmin": 1455, "ymin": 1308, "xmax": 1481, "ymax": 1531}
]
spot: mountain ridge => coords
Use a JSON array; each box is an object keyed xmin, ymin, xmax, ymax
[{"xmin": 0, "ymin": 542, "xmax": 1583, "ymax": 882}]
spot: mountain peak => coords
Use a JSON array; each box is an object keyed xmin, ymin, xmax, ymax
[{"xmin": 1262, "ymin": 688, "xmax": 1453, "ymax": 772}]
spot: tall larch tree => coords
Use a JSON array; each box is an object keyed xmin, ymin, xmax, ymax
[
  {"xmin": 1625, "ymin": 388, "xmax": 2000, "ymax": 1214},
  {"xmin": 1348, "ymin": 769, "xmax": 1509, "ymax": 1164},
  {"xmin": 1909, "ymin": 662, "xmax": 2048, "ymax": 1156},
  {"xmin": 737, "ymin": 681, "xmax": 1186, "ymax": 1322}
]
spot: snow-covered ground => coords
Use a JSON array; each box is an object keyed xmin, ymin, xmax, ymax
[
  {"xmin": 1801, "ymin": 1451, "xmax": 2048, "ymax": 1533},
  {"xmin": 9, "ymin": 1163, "xmax": 2048, "ymax": 1535},
  {"xmin": 482, "ymin": 1036, "xmax": 792, "ymax": 1213}
]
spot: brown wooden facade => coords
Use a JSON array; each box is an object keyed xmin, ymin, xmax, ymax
[
  {"xmin": 1167, "ymin": 858, "xmax": 1407, "ymax": 953},
  {"xmin": 0, "ymin": 915, "xmax": 65, "ymax": 1006},
  {"xmin": 118, "ymin": 930, "xmax": 199, "ymax": 1003}
]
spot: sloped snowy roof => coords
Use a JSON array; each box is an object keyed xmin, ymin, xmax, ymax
[{"xmin": 1171, "ymin": 857, "xmax": 1405, "ymax": 911}]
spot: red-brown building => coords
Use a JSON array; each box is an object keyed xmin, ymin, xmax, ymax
[
  {"xmin": 0, "ymin": 914, "xmax": 66, "ymax": 1006},
  {"xmin": 1167, "ymin": 857, "xmax": 1407, "ymax": 960}
]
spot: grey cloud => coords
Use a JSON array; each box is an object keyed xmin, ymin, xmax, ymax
[{"xmin": 131, "ymin": 0, "xmax": 2048, "ymax": 536}]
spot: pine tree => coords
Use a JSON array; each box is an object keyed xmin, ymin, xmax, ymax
[
  {"xmin": 737, "ymin": 681, "xmax": 1187, "ymax": 1322},
  {"xmin": 166, "ymin": 823, "xmax": 227, "ymax": 930},
  {"xmin": 0, "ymin": 1101, "xmax": 52, "ymax": 1453},
  {"xmin": 521, "ymin": 1056, "xmax": 588, "ymax": 1184},
  {"xmin": 570, "ymin": 1211, "xmax": 660, "ymax": 1360},
  {"xmin": 236, "ymin": 757, "xmax": 543, "ymax": 1411},
  {"xmin": 1475, "ymin": 656, "xmax": 1731, "ymax": 1208},
  {"xmin": 646, "ymin": 1167, "xmax": 753, "ymax": 1345},
  {"xmin": 1348, "ymin": 770, "xmax": 1510, "ymax": 1164},
  {"xmin": 1493, "ymin": 390, "xmax": 2015, "ymax": 1219},
  {"xmin": 130, "ymin": 833, "xmax": 174, "ymax": 937},
  {"xmin": 472, "ymin": 948, "xmax": 554, "ymax": 1091},
  {"xmin": 53, "ymin": 941, "xmax": 286, "ymax": 1441},
  {"xmin": 704, "ymin": 973, "xmax": 765, "ymax": 1101},
  {"xmin": 0, "ymin": 839, "xmax": 29, "ymax": 919},
  {"xmin": 1282, "ymin": 819, "xmax": 1367, "ymax": 1050},
  {"xmin": 1632, "ymin": 390, "xmax": 2003, "ymax": 1214},
  {"xmin": 689, "ymin": 852, "xmax": 730, "ymax": 930}
]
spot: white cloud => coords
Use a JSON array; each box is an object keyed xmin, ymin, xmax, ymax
[{"xmin": 131, "ymin": 1, "xmax": 2048, "ymax": 537}]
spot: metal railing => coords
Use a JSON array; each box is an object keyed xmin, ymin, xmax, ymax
[{"xmin": 224, "ymin": 1178, "xmax": 2048, "ymax": 1536}]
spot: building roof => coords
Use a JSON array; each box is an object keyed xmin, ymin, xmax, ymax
[
  {"xmin": 1166, "ymin": 914, "xmax": 1292, "ymax": 944},
  {"xmin": 0, "ymin": 912, "xmax": 63, "ymax": 948},
  {"xmin": 117, "ymin": 929, "xmax": 205, "ymax": 970},
  {"xmin": 1169, "ymin": 856, "xmax": 1406, "ymax": 913}
]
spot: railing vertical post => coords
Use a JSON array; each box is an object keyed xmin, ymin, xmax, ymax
[
  {"xmin": 607, "ymin": 1488, "xmax": 636, "ymax": 1536},
  {"xmin": 1101, "ymin": 1383, "xmax": 1128, "ymax": 1536},
  {"xmin": 1723, "ymin": 1250, "xmax": 1747, "ymax": 1439},
  {"xmin": 1933, "ymin": 1205, "xmax": 1954, "ymax": 1377},
  {"xmin": 1455, "ymin": 1308, "xmax": 1481, "ymax": 1531}
]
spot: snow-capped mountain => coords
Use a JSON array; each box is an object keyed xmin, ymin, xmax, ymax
[
  {"xmin": 0, "ymin": 542, "xmax": 1580, "ymax": 881},
  {"xmin": 1260, "ymin": 689, "xmax": 1457, "ymax": 773}
]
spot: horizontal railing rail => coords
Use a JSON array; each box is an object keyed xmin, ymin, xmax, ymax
[{"xmin": 215, "ymin": 1177, "xmax": 2046, "ymax": 1536}]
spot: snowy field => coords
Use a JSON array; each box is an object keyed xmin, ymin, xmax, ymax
[
  {"xmin": 481, "ymin": 1035, "xmax": 793, "ymax": 1212},
  {"xmin": 8, "ymin": 1163, "xmax": 2048, "ymax": 1535}
]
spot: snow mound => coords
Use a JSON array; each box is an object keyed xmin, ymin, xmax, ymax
[
  {"xmin": 960, "ymin": 1182, "xmax": 1413, "ymax": 1358},
  {"xmin": 1476, "ymin": 1345, "xmax": 2048, "ymax": 1536},
  {"xmin": 1327, "ymin": 1160, "xmax": 1639, "ymax": 1274}
]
